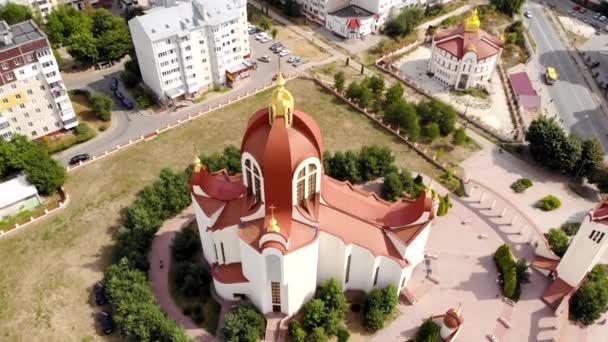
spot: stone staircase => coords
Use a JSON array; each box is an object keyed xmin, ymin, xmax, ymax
[{"xmin": 263, "ymin": 312, "xmax": 287, "ymax": 342}]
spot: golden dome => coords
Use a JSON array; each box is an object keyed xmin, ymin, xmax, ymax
[
  {"xmin": 267, "ymin": 204, "xmax": 281, "ymax": 233},
  {"xmin": 464, "ymin": 8, "xmax": 480, "ymax": 32},
  {"xmin": 268, "ymin": 72, "xmax": 294, "ymax": 127},
  {"xmin": 194, "ymin": 155, "xmax": 202, "ymax": 172}
]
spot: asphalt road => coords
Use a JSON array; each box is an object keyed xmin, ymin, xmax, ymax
[
  {"xmin": 57, "ymin": 37, "xmax": 314, "ymax": 165},
  {"xmin": 524, "ymin": 1, "xmax": 608, "ymax": 152}
]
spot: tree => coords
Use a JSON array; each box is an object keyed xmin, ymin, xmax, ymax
[
  {"xmin": 283, "ymin": 0, "xmax": 301, "ymax": 17},
  {"xmin": 288, "ymin": 321, "xmax": 306, "ymax": 342},
  {"xmin": 578, "ymin": 138, "xmax": 604, "ymax": 179},
  {"xmin": 52, "ymin": 48, "xmax": 65, "ymax": 70},
  {"xmin": 382, "ymin": 172, "xmax": 403, "ymax": 201},
  {"xmin": 422, "ymin": 123, "xmax": 440, "ymax": 141},
  {"xmin": 0, "ymin": 2, "xmax": 32, "ymax": 25},
  {"xmin": 222, "ymin": 302, "xmax": 266, "ymax": 342},
  {"xmin": 90, "ymin": 93, "xmax": 113, "ymax": 121},
  {"xmin": 362, "ymin": 286, "xmax": 398, "ymax": 331},
  {"xmin": 171, "ymin": 227, "xmax": 200, "ymax": 262},
  {"xmin": 490, "ymin": 0, "xmax": 525, "ymax": 16},
  {"xmin": 67, "ymin": 30, "xmax": 99, "ymax": 63},
  {"xmin": 570, "ymin": 265, "xmax": 608, "ymax": 325},
  {"xmin": 317, "ymin": 278, "xmax": 347, "ymax": 315},
  {"xmin": 346, "ymin": 81, "xmax": 362, "ymax": 100},
  {"xmin": 452, "ymin": 128, "xmax": 468, "ymax": 145},
  {"xmin": 259, "ymin": 16, "xmax": 271, "ymax": 31},
  {"xmin": 337, "ymin": 326, "xmax": 350, "ymax": 342},
  {"xmin": 588, "ymin": 165, "xmax": 608, "ymax": 193},
  {"xmin": 334, "ymin": 71, "xmax": 346, "ymax": 92},
  {"xmin": 560, "ymin": 221, "xmax": 581, "ymax": 236},
  {"xmin": 384, "ymin": 99, "xmax": 420, "ymax": 139},
  {"xmin": 417, "ymin": 99, "xmax": 456, "ymax": 135},
  {"xmin": 303, "ymin": 299, "xmax": 327, "ymax": 332},
  {"xmin": 366, "ymin": 75, "xmax": 385, "ymax": 99},
  {"xmin": 384, "ymin": 83, "xmax": 404, "ymax": 108},
  {"xmin": 526, "ymin": 116, "xmax": 582, "ymax": 175},
  {"xmin": 358, "ymin": 145, "xmax": 395, "ymax": 181},
  {"xmin": 545, "ymin": 228, "xmax": 570, "ymax": 257}
]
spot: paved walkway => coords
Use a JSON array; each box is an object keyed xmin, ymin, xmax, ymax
[{"xmin": 148, "ymin": 206, "xmax": 217, "ymax": 342}]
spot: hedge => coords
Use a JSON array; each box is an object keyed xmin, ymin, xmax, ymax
[
  {"xmin": 493, "ymin": 244, "xmax": 520, "ymax": 301},
  {"xmin": 536, "ymin": 195, "xmax": 561, "ymax": 211},
  {"xmin": 510, "ymin": 178, "xmax": 532, "ymax": 193}
]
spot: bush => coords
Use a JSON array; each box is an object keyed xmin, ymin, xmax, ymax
[
  {"xmin": 334, "ymin": 71, "xmax": 345, "ymax": 92},
  {"xmin": 131, "ymin": 85, "xmax": 156, "ymax": 109},
  {"xmin": 199, "ymin": 145, "xmax": 242, "ymax": 175},
  {"xmin": 337, "ymin": 325, "xmax": 350, "ymax": 342},
  {"xmin": 437, "ymin": 194, "xmax": 451, "ymax": 216},
  {"xmin": 545, "ymin": 228, "xmax": 570, "ymax": 257},
  {"xmin": 303, "ymin": 299, "xmax": 327, "ymax": 332},
  {"xmin": 560, "ymin": 221, "xmax": 581, "ymax": 236},
  {"xmin": 191, "ymin": 305, "xmax": 204, "ymax": 324},
  {"xmin": 536, "ymin": 195, "xmax": 561, "ymax": 211},
  {"xmin": 382, "ymin": 172, "xmax": 403, "ymax": 201},
  {"xmin": 415, "ymin": 318, "xmax": 440, "ymax": 342},
  {"xmin": 452, "ymin": 128, "xmax": 468, "ymax": 145},
  {"xmin": 493, "ymin": 244, "xmax": 521, "ymax": 300},
  {"xmin": 90, "ymin": 93, "xmax": 113, "ymax": 121},
  {"xmin": 309, "ymin": 327, "xmax": 328, "ymax": 342},
  {"xmin": 503, "ymin": 266, "xmax": 517, "ymax": 299},
  {"xmin": 362, "ymin": 286, "xmax": 398, "ymax": 331},
  {"xmin": 288, "ymin": 321, "xmax": 306, "ymax": 342},
  {"xmin": 510, "ymin": 178, "xmax": 533, "ymax": 193},
  {"xmin": 422, "ymin": 123, "xmax": 440, "ymax": 141},
  {"xmin": 222, "ymin": 302, "xmax": 266, "ymax": 342}
]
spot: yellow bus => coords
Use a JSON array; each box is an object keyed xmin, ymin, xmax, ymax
[{"xmin": 545, "ymin": 67, "xmax": 557, "ymax": 85}]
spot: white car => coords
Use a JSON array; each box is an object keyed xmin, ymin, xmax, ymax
[
  {"xmin": 279, "ymin": 49, "xmax": 291, "ymax": 57},
  {"xmin": 260, "ymin": 37, "xmax": 272, "ymax": 43},
  {"xmin": 524, "ymin": 11, "xmax": 532, "ymax": 18},
  {"xmin": 287, "ymin": 56, "xmax": 296, "ymax": 63},
  {"xmin": 255, "ymin": 32, "xmax": 268, "ymax": 40},
  {"xmin": 258, "ymin": 55, "xmax": 271, "ymax": 63}
]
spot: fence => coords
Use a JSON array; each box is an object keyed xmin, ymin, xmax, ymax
[{"xmin": 0, "ymin": 187, "xmax": 70, "ymax": 238}]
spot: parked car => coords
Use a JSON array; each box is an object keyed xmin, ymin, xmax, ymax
[
  {"xmin": 97, "ymin": 312, "xmax": 114, "ymax": 335},
  {"xmin": 590, "ymin": 61, "xmax": 600, "ymax": 68},
  {"xmin": 293, "ymin": 58, "xmax": 306, "ymax": 67},
  {"xmin": 258, "ymin": 55, "xmax": 271, "ymax": 63},
  {"xmin": 579, "ymin": 8, "xmax": 587, "ymax": 14},
  {"xmin": 255, "ymin": 32, "xmax": 268, "ymax": 40},
  {"xmin": 594, "ymin": 12, "xmax": 601, "ymax": 19},
  {"xmin": 113, "ymin": 90, "xmax": 125, "ymax": 99},
  {"xmin": 109, "ymin": 77, "xmax": 118, "ymax": 91},
  {"xmin": 121, "ymin": 97, "xmax": 134, "ymax": 110},
  {"xmin": 69, "ymin": 153, "xmax": 91, "ymax": 165},
  {"xmin": 600, "ymin": 15, "xmax": 607, "ymax": 22},
  {"xmin": 260, "ymin": 37, "xmax": 272, "ymax": 43},
  {"xmin": 94, "ymin": 282, "xmax": 107, "ymax": 306},
  {"xmin": 583, "ymin": 17, "xmax": 589, "ymax": 23},
  {"xmin": 279, "ymin": 49, "xmax": 291, "ymax": 57},
  {"xmin": 524, "ymin": 11, "xmax": 532, "ymax": 18},
  {"xmin": 287, "ymin": 56, "xmax": 296, "ymax": 63}
]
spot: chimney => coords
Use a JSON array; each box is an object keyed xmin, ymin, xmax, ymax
[{"xmin": 0, "ymin": 21, "xmax": 13, "ymax": 46}]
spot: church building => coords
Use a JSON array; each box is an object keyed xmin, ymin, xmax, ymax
[
  {"xmin": 189, "ymin": 73, "xmax": 439, "ymax": 315},
  {"xmin": 427, "ymin": 9, "xmax": 504, "ymax": 90}
]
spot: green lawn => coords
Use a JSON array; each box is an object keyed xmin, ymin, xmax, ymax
[{"xmin": 0, "ymin": 79, "xmax": 455, "ymax": 341}]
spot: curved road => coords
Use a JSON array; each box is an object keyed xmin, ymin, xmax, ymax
[{"xmin": 524, "ymin": 1, "xmax": 608, "ymax": 152}]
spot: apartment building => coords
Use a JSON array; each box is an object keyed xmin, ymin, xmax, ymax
[
  {"xmin": 128, "ymin": 0, "xmax": 251, "ymax": 101},
  {"xmin": 0, "ymin": 20, "xmax": 78, "ymax": 141}
]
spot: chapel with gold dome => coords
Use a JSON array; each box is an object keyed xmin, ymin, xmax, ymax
[
  {"xmin": 189, "ymin": 74, "xmax": 439, "ymax": 315},
  {"xmin": 428, "ymin": 9, "xmax": 505, "ymax": 90}
]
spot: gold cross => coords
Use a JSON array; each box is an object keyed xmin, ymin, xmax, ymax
[{"xmin": 268, "ymin": 204, "xmax": 276, "ymax": 216}]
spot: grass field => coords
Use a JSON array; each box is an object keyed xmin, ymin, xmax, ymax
[{"xmin": 0, "ymin": 79, "xmax": 456, "ymax": 341}]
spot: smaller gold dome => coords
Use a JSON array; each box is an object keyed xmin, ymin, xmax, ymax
[
  {"xmin": 194, "ymin": 155, "xmax": 202, "ymax": 172},
  {"xmin": 465, "ymin": 8, "xmax": 481, "ymax": 32},
  {"xmin": 268, "ymin": 72, "xmax": 294, "ymax": 127},
  {"xmin": 267, "ymin": 205, "xmax": 281, "ymax": 233}
]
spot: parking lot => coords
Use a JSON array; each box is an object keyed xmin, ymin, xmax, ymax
[{"xmin": 248, "ymin": 28, "xmax": 316, "ymax": 73}]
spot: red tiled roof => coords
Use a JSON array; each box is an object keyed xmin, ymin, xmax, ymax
[
  {"xmin": 591, "ymin": 200, "xmax": 608, "ymax": 224},
  {"xmin": 190, "ymin": 166, "xmax": 244, "ymax": 201},
  {"xmin": 193, "ymin": 196, "xmax": 224, "ymax": 217},
  {"xmin": 542, "ymin": 277, "xmax": 574, "ymax": 309},
  {"xmin": 434, "ymin": 24, "xmax": 504, "ymax": 59},
  {"xmin": 211, "ymin": 263, "xmax": 249, "ymax": 284},
  {"xmin": 532, "ymin": 255, "xmax": 560, "ymax": 271}
]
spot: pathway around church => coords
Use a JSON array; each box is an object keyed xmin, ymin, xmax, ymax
[{"xmin": 148, "ymin": 205, "xmax": 219, "ymax": 342}]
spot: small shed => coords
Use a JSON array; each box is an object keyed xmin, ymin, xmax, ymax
[
  {"xmin": 0, "ymin": 174, "xmax": 41, "ymax": 220},
  {"xmin": 509, "ymin": 71, "xmax": 541, "ymax": 113}
]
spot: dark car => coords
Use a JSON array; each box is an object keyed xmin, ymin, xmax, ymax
[
  {"xmin": 94, "ymin": 282, "xmax": 107, "ymax": 306},
  {"xmin": 121, "ymin": 97, "xmax": 134, "ymax": 110},
  {"xmin": 590, "ymin": 61, "xmax": 600, "ymax": 68},
  {"xmin": 113, "ymin": 90, "xmax": 125, "ymax": 99},
  {"xmin": 69, "ymin": 153, "xmax": 91, "ymax": 165},
  {"xmin": 110, "ymin": 77, "xmax": 118, "ymax": 91},
  {"xmin": 97, "ymin": 312, "xmax": 114, "ymax": 335}
]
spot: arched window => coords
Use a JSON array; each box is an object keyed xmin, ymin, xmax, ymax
[
  {"xmin": 244, "ymin": 157, "xmax": 263, "ymax": 203},
  {"xmin": 295, "ymin": 162, "xmax": 318, "ymax": 206}
]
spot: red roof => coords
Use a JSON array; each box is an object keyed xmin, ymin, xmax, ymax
[
  {"xmin": 542, "ymin": 277, "xmax": 574, "ymax": 309},
  {"xmin": 346, "ymin": 18, "xmax": 361, "ymax": 29},
  {"xmin": 434, "ymin": 24, "xmax": 504, "ymax": 59},
  {"xmin": 211, "ymin": 263, "xmax": 249, "ymax": 284},
  {"xmin": 591, "ymin": 200, "xmax": 608, "ymax": 224}
]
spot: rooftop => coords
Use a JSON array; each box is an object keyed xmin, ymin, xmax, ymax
[
  {"xmin": 130, "ymin": 0, "xmax": 246, "ymax": 40},
  {"xmin": 0, "ymin": 20, "xmax": 45, "ymax": 52},
  {"xmin": 0, "ymin": 174, "xmax": 38, "ymax": 209},
  {"xmin": 329, "ymin": 4, "xmax": 374, "ymax": 18}
]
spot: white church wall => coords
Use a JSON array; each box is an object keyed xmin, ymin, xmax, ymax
[
  {"xmin": 317, "ymin": 231, "xmax": 347, "ymax": 285},
  {"xmin": 282, "ymin": 240, "xmax": 320, "ymax": 315},
  {"xmin": 387, "ymin": 232, "xmax": 407, "ymax": 259},
  {"xmin": 193, "ymin": 196, "xmax": 219, "ymax": 263},
  {"xmin": 347, "ymin": 244, "xmax": 376, "ymax": 292},
  {"xmin": 556, "ymin": 217, "xmax": 608, "ymax": 287},
  {"xmin": 405, "ymin": 224, "xmax": 431, "ymax": 267},
  {"xmin": 212, "ymin": 225, "xmax": 241, "ymax": 264},
  {"xmin": 213, "ymin": 278, "xmax": 250, "ymax": 302},
  {"xmin": 239, "ymin": 240, "xmax": 269, "ymax": 312},
  {"xmin": 376, "ymin": 256, "xmax": 403, "ymax": 288}
]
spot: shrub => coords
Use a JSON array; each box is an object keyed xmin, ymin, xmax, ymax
[
  {"xmin": 199, "ymin": 145, "xmax": 242, "ymax": 175},
  {"xmin": 560, "ymin": 221, "xmax": 581, "ymax": 236},
  {"xmin": 494, "ymin": 244, "xmax": 521, "ymax": 300},
  {"xmin": 303, "ymin": 299, "xmax": 327, "ymax": 332},
  {"xmin": 337, "ymin": 325, "xmax": 350, "ymax": 342},
  {"xmin": 131, "ymin": 85, "xmax": 155, "ymax": 108},
  {"xmin": 222, "ymin": 302, "xmax": 266, "ymax": 342},
  {"xmin": 288, "ymin": 321, "xmax": 306, "ymax": 342},
  {"xmin": 191, "ymin": 305, "xmax": 204, "ymax": 324},
  {"xmin": 510, "ymin": 178, "xmax": 533, "ymax": 193},
  {"xmin": 422, "ymin": 123, "xmax": 440, "ymax": 141},
  {"xmin": 334, "ymin": 71, "xmax": 345, "ymax": 92},
  {"xmin": 545, "ymin": 228, "xmax": 570, "ymax": 257},
  {"xmin": 317, "ymin": 278, "xmax": 347, "ymax": 317},
  {"xmin": 415, "ymin": 318, "xmax": 440, "ymax": 342},
  {"xmin": 536, "ymin": 195, "xmax": 561, "ymax": 211},
  {"xmin": 362, "ymin": 286, "xmax": 398, "ymax": 331},
  {"xmin": 503, "ymin": 266, "xmax": 517, "ymax": 299},
  {"xmin": 90, "ymin": 93, "xmax": 113, "ymax": 121},
  {"xmin": 309, "ymin": 327, "xmax": 328, "ymax": 342},
  {"xmin": 437, "ymin": 194, "xmax": 451, "ymax": 216},
  {"xmin": 570, "ymin": 265, "xmax": 608, "ymax": 325},
  {"xmin": 452, "ymin": 128, "xmax": 468, "ymax": 145},
  {"xmin": 382, "ymin": 172, "xmax": 403, "ymax": 201}
]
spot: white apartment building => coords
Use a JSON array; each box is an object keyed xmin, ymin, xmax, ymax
[
  {"xmin": 128, "ymin": 0, "xmax": 251, "ymax": 101},
  {"xmin": 298, "ymin": 0, "xmax": 426, "ymax": 38},
  {"xmin": 0, "ymin": 20, "xmax": 78, "ymax": 141}
]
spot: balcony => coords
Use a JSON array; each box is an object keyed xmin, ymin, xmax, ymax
[
  {"xmin": 44, "ymin": 71, "xmax": 61, "ymax": 84},
  {"xmin": 62, "ymin": 117, "xmax": 79, "ymax": 130},
  {"xmin": 51, "ymin": 88, "xmax": 69, "ymax": 103}
]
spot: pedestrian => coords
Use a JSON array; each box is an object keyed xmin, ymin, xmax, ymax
[{"xmin": 550, "ymin": 98, "xmax": 554, "ymax": 103}]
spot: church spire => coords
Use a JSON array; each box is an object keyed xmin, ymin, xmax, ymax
[{"xmin": 268, "ymin": 59, "xmax": 294, "ymax": 127}]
